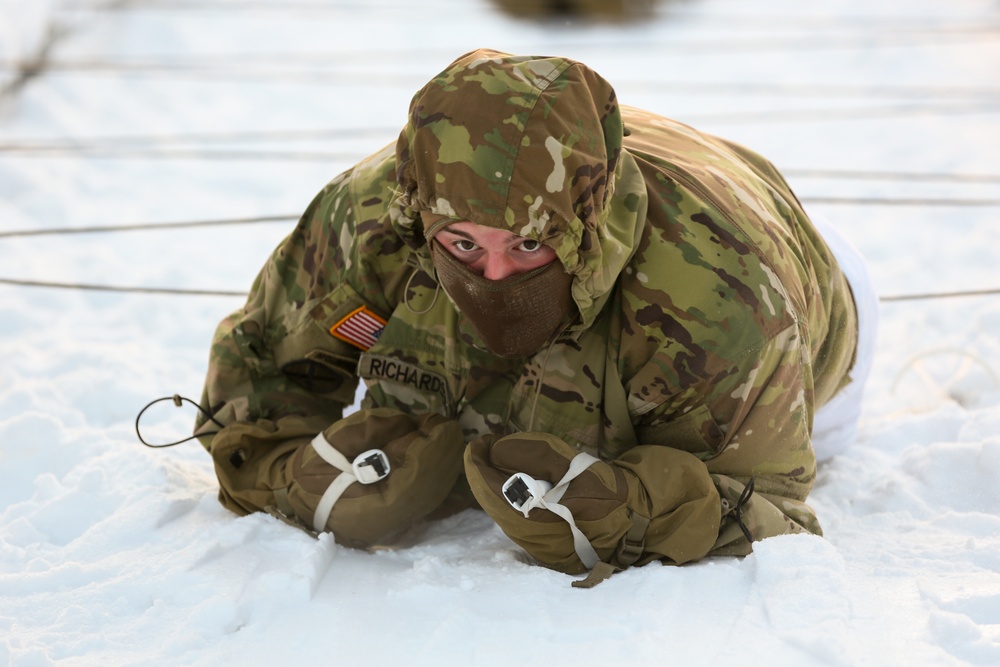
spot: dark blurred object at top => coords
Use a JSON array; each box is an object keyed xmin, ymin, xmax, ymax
[{"xmin": 490, "ymin": 0, "xmax": 661, "ymax": 23}]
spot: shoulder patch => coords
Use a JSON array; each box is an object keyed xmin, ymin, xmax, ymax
[{"xmin": 329, "ymin": 305, "xmax": 387, "ymax": 351}]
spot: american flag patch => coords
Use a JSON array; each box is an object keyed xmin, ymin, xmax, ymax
[{"xmin": 329, "ymin": 305, "xmax": 387, "ymax": 351}]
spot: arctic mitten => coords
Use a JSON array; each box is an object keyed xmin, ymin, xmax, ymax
[
  {"xmin": 465, "ymin": 432, "xmax": 723, "ymax": 577},
  {"xmin": 286, "ymin": 407, "xmax": 465, "ymax": 547}
]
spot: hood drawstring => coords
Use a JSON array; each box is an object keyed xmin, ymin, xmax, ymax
[{"xmin": 135, "ymin": 394, "xmax": 224, "ymax": 448}]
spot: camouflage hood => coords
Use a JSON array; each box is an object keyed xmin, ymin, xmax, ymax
[{"xmin": 390, "ymin": 48, "xmax": 648, "ymax": 329}]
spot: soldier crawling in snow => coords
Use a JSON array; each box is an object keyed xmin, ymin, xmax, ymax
[{"xmin": 193, "ymin": 48, "xmax": 877, "ymax": 584}]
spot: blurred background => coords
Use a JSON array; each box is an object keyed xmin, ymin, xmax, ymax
[{"xmin": 2, "ymin": 0, "xmax": 998, "ymax": 301}]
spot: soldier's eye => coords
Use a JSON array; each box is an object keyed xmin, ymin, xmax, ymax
[
  {"xmin": 453, "ymin": 239, "xmax": 479, "ymax": 252},
  {"xmin": 518, "ymin": 239, "xmax": 542, "ymax": 252}
]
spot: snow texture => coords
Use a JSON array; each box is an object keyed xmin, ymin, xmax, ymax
[{"xmin": 1, "ymin": 0, "xmax": 999, "ymax": 665}]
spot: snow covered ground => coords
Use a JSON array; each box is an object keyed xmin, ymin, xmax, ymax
[{"xmin": 1, "ymin": 0, "xmax": 999, "ymax": 664}]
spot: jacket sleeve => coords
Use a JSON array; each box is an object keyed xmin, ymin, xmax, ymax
[
  {"xmin": 194, "ymin": 175, "xmax": 363, "ymax": 446},
  {"xmin": 194, "ymin": 153, "xmax": 438, "ymax": 519},
  {"xmin": 193, "ymin": 151, "xmax": 473, "ymax": 535},
  {"xmin": 633, "ymin": 319, "xmax": 822, "ymax": 557},
  {"xmin": 190, "ymin": 172, "xmax": 365, "ymax": 520}
]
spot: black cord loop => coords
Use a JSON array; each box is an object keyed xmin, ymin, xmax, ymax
[
  {"xmin": 734, "ymin": 477, "xmax": 756, "ymax": 544},
  {"xmin": 135, "ymin": 394, "xmax": 224, "ymax": 448}
]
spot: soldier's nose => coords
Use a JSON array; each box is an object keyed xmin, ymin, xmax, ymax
[{"xmin": 481, "ymin": 254, "xmax": 519, "ymax": 280}]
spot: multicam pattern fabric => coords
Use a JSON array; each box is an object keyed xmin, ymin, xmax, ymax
[{"xmin": 196, "ymin": 48, "xmax": 858, "ymax": 556}]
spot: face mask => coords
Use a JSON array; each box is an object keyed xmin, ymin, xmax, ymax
[{"xmin": 430, "ymin": 241, "xmax": 575, "ymax": 359}]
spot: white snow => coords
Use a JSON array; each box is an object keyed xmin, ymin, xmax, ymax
[{"xmin": 2, "ymin": 1, "xmax": 1000, "ymax": 665}]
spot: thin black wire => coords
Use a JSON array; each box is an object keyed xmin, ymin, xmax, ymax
[
  {"xmin": 628, "ymin": 81, "xmax": 1000, "ymax": 100},
  {"xmin": 0, "ymin": 147, "xmax": 365, "ymax": 161},
  {"xmin": 13, "ymin": 63, "xmax": 1000, "ymax": 93},
  {"xmin": 6, "ymin": 58, "xmax": 998, "ymax": 100},
  {"xmin": 4, "ymin": 28, "xmax": 998, "ymax": 80},
  {"xmin": 798, "ymin": 196, "xmax": 1000, "ymax": 207},
  {"xmin": 5, "ymin": 114, "xmax": 1000, "ymax": 162},
  {"xmin": 69, "ymin": 0, "xmax": 442, "ymax": 11},
  {"xmin": 0, "ymin": 277, "xmax": 246, "ymax": 297},
  {"xmin": 0, "ymin": 214, "xmax": 297, "ymax": 238},
  {"xmin": 67, "ymin": 0, "xmax": 502, "ymax": 15},
  {"xmin": 2, "ymin": 274, "xmax": 999, "ymax": 303},
  {"xmin": 3, "ymin": 126, "xmax": 999, "ymax": 184},
  {"xmin": 56, "ymin": 0, "xmax": 1000, "ymax": 36},
  {"xmin": 0, "ymin": 126, "xmax": 397, "ymax": 150},
  {"xmin": 2, "ymin": 103, "xmax": 998, "ymax": 164},
  {"xmin": 685, "ymin": 102, "xmax": 1000, "ymax": 125},
  {"xmin": 880, "ymin": 288, "xmax": 1000, "ymax": 303},
  {"xmin": 783, "ymin": 169, "xmax": 1000, "ymax": 183},
  {"xmin": 3, "ymin": 192, "xmax": 998, "ymax": 241}
]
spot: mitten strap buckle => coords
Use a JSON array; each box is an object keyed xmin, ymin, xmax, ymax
[
  {"xmin": 309, "ymin": 433, "xmax": 391, "ymax": 532},
  {"xmin": 500, "ymin": 452, "xmax": 601, "ymax": 569},
  {"xmin": 353, "ymin": 449, "xmax": 391, "ymax": 484},
  {"xmin": 502, "ymin": 473, "xmax": 553, "ymax": 512}
]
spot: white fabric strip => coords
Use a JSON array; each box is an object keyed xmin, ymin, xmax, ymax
[
  {"xmin": 312, "ymin": 473, "xmax": 356, "ymax": 533},
  {"xmin": 310, "ymin": 432, "xmax": 352, "ymax": 473},
  {"xmin": 545, "ymin": 502, "xmax": 600, "ymax": 570},
  {"xmin": 513, "ymin": 452, "xmax": 602, "ymax": 570},
  {"xmin": 548, "ymin": 452, "xmax": 601, "ymax": 503},
  {"xmin": 309, "ymin": 432, "xmax": 357, "ymax": 533}
]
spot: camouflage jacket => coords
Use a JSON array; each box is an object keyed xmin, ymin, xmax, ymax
[{"xmin": 196, "ymin": 49, "xmax": 857, "ymax": 552}]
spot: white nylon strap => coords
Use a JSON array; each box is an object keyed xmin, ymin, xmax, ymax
[
  {"xmin": 548, "ymin": 452, "xmax": 601, "ymax": 504},
  {"xmin": 311, "ymin": 432, "xmax": 352, "ymax": 472},
  {"xmin": 310, "ymin": 432, "xmax": 356, "ymax": 533},
  {"xmin": 511, "ymin": 452, "xmax": 601, "ymax": 570}
]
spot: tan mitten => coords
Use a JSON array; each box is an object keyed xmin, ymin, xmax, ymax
[
  {"xmin": 465, "ymin": 432, "xmax": 635, "ymax": 575},
  {"xmin": 286, "ymin": 407, "xmax": 465, "ymax": 548},
  {"xmin": 466, "ymin": 432, "xmax": 723, "ymax": 582}
]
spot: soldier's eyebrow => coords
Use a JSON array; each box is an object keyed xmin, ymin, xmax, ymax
[
  {"xmin": 438, "ymin": 227, "xmax": 526, "ymax": 246},
  {"xmin": 439, "ymin": 228, "xmax": 475, "ymax": 240}
]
